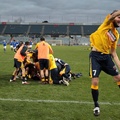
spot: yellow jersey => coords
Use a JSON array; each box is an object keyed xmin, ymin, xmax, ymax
[
  {"xmin": 90, "ymin": 14, "xmax": 119, "ymax": 54},
  {"xmin": 49, "ymin": 54, "xmax": 57, "ymax": 70}
]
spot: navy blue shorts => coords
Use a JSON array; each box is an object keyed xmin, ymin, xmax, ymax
[
  {"xmin": 89, "ymin": 51, "xmax": 119, "ymax": 78},
  {"xmin": 51, "ymin": 68, "xmax": 60, "ymax": 84},
  {"xmin": 38, "ymin": 59, "xmax": 49, "ymax": 70},
  {"xmin": 14, "ymin": 58, "xmax": 22, "ymax": 68}
]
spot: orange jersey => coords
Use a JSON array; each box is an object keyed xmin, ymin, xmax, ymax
[
  {"xmin": 14, "ymin": 45, "xmax": 25, "ymax": 62},
  {"xmin": 36, "ymin": 41, "xmax": 53, "ymax": 59}
]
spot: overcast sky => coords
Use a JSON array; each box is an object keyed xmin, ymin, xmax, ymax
[{"xmin": 0, "ymin": 0, "xmax": 120, "ymax": 24}]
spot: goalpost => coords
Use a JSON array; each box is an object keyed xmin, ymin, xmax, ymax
[{"xmin": 46, "ymin": 40, "xmax": 62, "ymax": 46}]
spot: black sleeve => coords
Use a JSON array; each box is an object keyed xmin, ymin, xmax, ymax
[
  {"xmin": 20, "ymin": 46, "xmax": 27, "ymax": 56},
  {"xmin": 57, "ymin": 59, "xmax": 65, "ymax": 66}
]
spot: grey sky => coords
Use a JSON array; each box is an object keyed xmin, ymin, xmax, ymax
[{"xmin": 0, "ymin": 0, "xmax": 120, "ymax": 24}]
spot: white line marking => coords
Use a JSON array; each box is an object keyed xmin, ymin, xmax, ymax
[{"xmin": 0, "ymin": 98, "xmax": 120, "ymax": 105}]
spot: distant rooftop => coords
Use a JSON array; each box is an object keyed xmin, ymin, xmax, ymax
[{"xmin": 0, "ymin": 15, "xmax": 104, "ymax": 25}]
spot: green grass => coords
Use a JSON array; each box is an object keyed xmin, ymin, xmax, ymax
[{"xmin": 0, "ymin": 45, "xmax": 120, "ymax": 120}]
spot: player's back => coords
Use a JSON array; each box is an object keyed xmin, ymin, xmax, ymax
[{"xmin": 37, "ymin": 41, "xmax": 50, "ymax": 59}]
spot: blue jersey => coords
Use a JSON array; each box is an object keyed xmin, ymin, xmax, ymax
[
  {"xmin": 2, "ymin": 41, "xmax": 7, "ymax": 46},
  {"xmin": 10, "ymin": 41, "xmax": 14, "ymax": 46},
  {"xmin": 16, "ymin": 41, "xmax": 19, "ymax": 46},
  {"xmin": 12, "ymin": 41, "xmax": 17, "ymax": 47},
  {"xmin": 30, "ymin": 41, "xmax": 33, "ymax": 45}
]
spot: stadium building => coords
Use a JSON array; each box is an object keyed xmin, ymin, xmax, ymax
[{"xmin": 0, "ymin": 20, "xmax": 119, "ymax": 45}]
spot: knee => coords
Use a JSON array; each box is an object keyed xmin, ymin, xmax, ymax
[{"xmin": 92, "ymin": 78, "xmax": 99, "ymax": 86}]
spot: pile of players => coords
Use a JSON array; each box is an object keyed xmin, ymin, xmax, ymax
[{"xmin": 10, "ymin": 41, "xmax": 82, "ymax": 86}]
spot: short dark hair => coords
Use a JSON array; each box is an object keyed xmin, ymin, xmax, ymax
[
  {"xmin": 25, "ymin": 41, "xmax": 30, "ymax": 45},
  {"xmin": 40, "ymin": 37, "xmax": 45, "ymax": 41},
  {"xmin": 19, "ymin": 41, "xmax": 23, "ymax": 46}
]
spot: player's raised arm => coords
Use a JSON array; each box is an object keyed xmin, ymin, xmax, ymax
[{"xmin": 108, "ymin": 10, "xmax": 120, "ymax": 21}]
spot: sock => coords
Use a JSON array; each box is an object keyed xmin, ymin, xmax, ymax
[
  {"xmin": 91, "ymin": 85, "xmax": 99, "ymax": 108},
  {"xmin": 45, "ymin": 76, "xmax": 49, "ymax": 82},
  {"xmin": 41, "ymin": 77, "xmax": 45, "ymax": 82},
  {"xmin": 117, "ymin": 81, "xmax": 120, "ymax": 88},
  {"xmin": 59, "ymin": 80, "xmax": 63, "ymax": 84},
  {"xmin": 22, "ymin": 76, "xmax": 26, "ymax": 82},
  {"xmin": 11, "ymin": 75, "xmax": 14, "ymax": 80}
]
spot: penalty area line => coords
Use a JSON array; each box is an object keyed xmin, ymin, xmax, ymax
[{"xmin": 0, "ymin": 98, "xmax": 120, "ymax": 105}]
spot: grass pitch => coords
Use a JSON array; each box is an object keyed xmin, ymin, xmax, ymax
[{"xmin": 0, "ymin": 45, "xmax": 120, "ymax": 120}]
